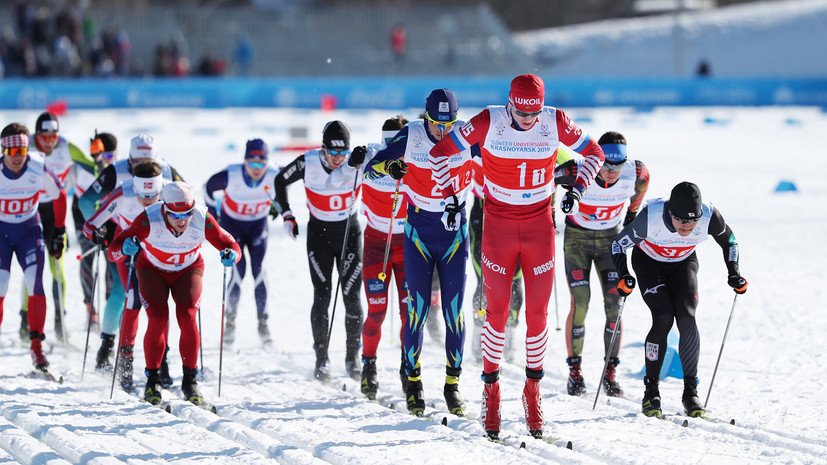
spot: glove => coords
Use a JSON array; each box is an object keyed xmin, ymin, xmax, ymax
[
  {"xmin": 386, "ymin": 160, "xmax": 408, "ymax": 180},
  {"xmin": 282, "ymin": 210, "xmax": 299, "ymax": 240},
  {"xmin": 92, "ymin": 225, "xmax": 109, "ymax": 246},
  {"xmin": 560, "ymin": 187, "xmax": 581, "ymax": 215},
  {"xmin": 617, "ymin": 274, "xmax": 636, "ymax": 296},
  {"xmin": 441, "ymin": 195, "xmax": 461, "ymax": 232},
  {"xmin": 623, "ymin": 210, "xmax": 638, "ymax": 226},
  {"xmin": 220, "ymin": 248, "xmax": 237, "ymax": 267},
  {"xmin": 49, "ymin": 227, "xmax": 66, "ymax": 258},
  {"xmin": 348, "ymin": 145, "xmax": 367, "ymax": 167},
  {"xmin": 269, "ymin": 203, "xmax": 279, "ymax": 220},
  {"xmin": 122, "ymin": 237, "xmax": 141, "ymax": 256},
  {"xmin": 728, "ymin": 275, "xmax": 748, "ymax": 294}
]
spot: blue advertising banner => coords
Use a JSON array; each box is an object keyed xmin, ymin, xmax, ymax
[{"xmin": 1, "ymin": 77, "xmax": 826, "ymax": 110}]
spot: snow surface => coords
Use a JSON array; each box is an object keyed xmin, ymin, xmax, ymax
[{"xmin": 0, "ymin": 104, "xmax": 826, "ymax": 464}]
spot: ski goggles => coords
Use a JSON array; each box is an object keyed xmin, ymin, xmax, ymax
[
  {"xmin": 165, "ymin": 208, "xmax": 195, "ymax": 220},
  {"xmin": 514, "ymin": 108, "xmax": 542, "ymax": 118},
  {"xmin": 602, "ymin": 162, "xmax": 624, "ymax": 172},
  {"xmin": 425, "ymin": 113, "xmax": 457, "ymax": 132},
  {"xmin": 326, "ymin": 148, "xmax": 350, "ymax": 157},
  {"xmin": 164, "ymin": 201, "xmax": 195, "ymax": 219},
  {"xmin": 671, "ymin": 213, "xmax": 700, "ymax": 224},
  {"xmin": 3, "ymin": 146, "xmax": 28, "ymax": 157},
  {"xmin": 246, "ymin": 159, "xmax": 267, "ymax": 169},
  {"xmin": 37, "ymin": 132, "xmax": 59, "ymax": 143}
]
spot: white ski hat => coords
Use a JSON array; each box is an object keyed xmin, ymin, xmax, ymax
[
  {"xmin": 129, "ymin": 134, "xmax": 157, "ymax": 160},
  {"xmin": 162, "ymin": 181, "xmax": 196, "ymax": 214}
]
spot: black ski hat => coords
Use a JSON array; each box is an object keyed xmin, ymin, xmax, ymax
[
  {"xmin": 322, "ymin": 120, "xmax": 350, "ymax": 151},
  {"xmin": 98, "ymin": 132, "xmax": 117, "ymax": 152},
  {"xmin": 35, "ymin": 112, "xmax": 59, "ymax": 133},
  {"xmin": 669, "ymin": 181, "xmax": 702, "ymax": 220}
]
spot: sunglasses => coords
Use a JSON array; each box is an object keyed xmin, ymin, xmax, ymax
[
  {"xmin": 100, "ymin": 151, "xmax": 116, "ymax": 160},
  {"xmin": 137, "ymin": 191, "xmax": 159, "ymax": 199},
  {"xmin": 426, "ymin": 113, "xmax": 457, "ymax": 132},
  {"xmin": 3, "ymin": 146, "xmax": 28, "ymax": 157},
  {"xmin": 514, "ymin": 108, "xmax": 542, "ymax": 118},
  {"xmin": 247, "ymin": 161, "xmax": 266, "ymax": 169},
  {"xmin": 671, "ymin": 214, "xmax": 700, "ymax": 224},
  {"xmin": 326, "ymin": 148, "xmax": 350, "ymax": 157},
  {"xmin": 37, "ymin": 133, "xmax": 59, "ymax": 143},
  {"xmin": 166, "ymin": 210, "xmax": 195, "ymax": 220},
  {"xmin": 602, "ymin": 163, "xmax": 624, "ymax": 172}
]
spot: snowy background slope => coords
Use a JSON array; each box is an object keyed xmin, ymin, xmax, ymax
[{"xmin": 0, "ymin": 103, "xmax": 825, "ymax": 465}]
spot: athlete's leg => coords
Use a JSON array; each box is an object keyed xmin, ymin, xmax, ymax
[{"xmin": 171, "ymin": 260, "xmax": 205, "ymax": 371}]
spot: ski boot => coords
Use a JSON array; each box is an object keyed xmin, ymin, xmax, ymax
[
  {"xmin": 95, "ymin": 333, "xmax": 116, "ymax": 371},
  {"xmin": 566, "ymin": 356, "xmax": 587, "ymax": 396},
  {"xmin": 682, "ymin": 377, "xmax": 705, "ymax": 418},
  {"xmin": 361, "ymin": 356, "xmax": 378, "ymax": 400},
  {"xmin": 30, "ymin": 333, "xmax": 49, "ymax": 369},
  {"xmin": 118, "ymin": 345, "xmax": 134, "ymax": 392},
  {"xmin": 223, "ymin": 313, "xmax": 236, "ymax": 346},
  {"xmin": 602, "ymin": 357, "xmax": 624, "ymax": 397},
  {"xmin": 444, "ymin": 367, "xmax": 465, "ymax": 416},
  {"xmin": 144, "ymin": 369, "xmax": 163, "ymax": 406},
  {"xmin": 481, "ymin": 370, "xmax": 501, "ymax": 440},
  {"xmin": 160, "ymin": 346, "xmax": 173, "ymax": 388},
  {"xmin": 642, "ymin": 376, "xmax": 662, "ymax": 418},
  {"xmin": 19, "ymin": 310, "xmax": 30, "ymax": 343},
  {"xmin": 314, "ymin": 364, "xmax": 331, "ymax": 382},
  {"xmin": 405, "ymin": 377, "xmax": 425, "ymax": 416},
  {"xmin": 523, "ymin": 369, "xmax": 544, "ymax": 438},
  {"xmin": 182, "ymin": 367, "xmax": 206, "ymax": 406},
  {"xmin": 257, "ymin": 314, "xmax": 272, "ymax": 346}
]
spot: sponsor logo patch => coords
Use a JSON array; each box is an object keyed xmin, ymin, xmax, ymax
[
  {"xmin": 646, "ymin": 342, "xmax": 659, "ymax": 361},
  {"xmin": 366, "ymin": 278, "xmax": 385, "ymax": 294}
]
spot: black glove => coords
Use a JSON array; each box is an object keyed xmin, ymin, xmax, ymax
[
  {"xmin": 623, "ymin": 210, "xmax": 637, "ymax": 226},
  {"xmin": 617, "ymin": 274, "xmax": 636, "ymax": 296},
  {"xmin": 348, "ymin": 145, "xmax": 367, "ymax": 168},
  {"xmin": 269, "ymin": 203, "xmax": 280, "ymax": 220},
  {"xmin": 560, "ymin": 187, "xmax": 581, "ymax": 215},
  {"xmin": 727, "ymin": 275, "xmax": 748, "ymax": 294},
  {"xmin": 441, "ymin": 195, "xmax": 461, "ymax": 231},
  {"xmin": 386, "ymin": 160, "xmax": 408, "ymax": 180},
  {"xmin": 282, "ymin": 210, "xmax": 299, "ymax": 240},
  {"xmin": 92, "ymin": 225, "xmax": 109, "ymax": 246},
  {"xmin": 50, "ymin": 227, "xmax": 66, "ymax": 259}
]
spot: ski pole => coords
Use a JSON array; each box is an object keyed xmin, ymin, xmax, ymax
[
  {"xmin": 704, "ymin": 293, "xmax": 739, "ymax": 409},
  {"xmin": 110, "ymin": 256, "xmax": 136, "ymax": 399},
  {"xmin": 75, "ymin": 246, "xmax": 99, "ymax": 261},
  {"xmin": 218, "ymin": 265, "xmax": 229, "ymax": 397},
  {"xmin": 377, "ymin": 179, "xmax": 401, "ymax": 282},
  {"xmin": 553, "ymin": 266, "xmax": 561, "ymax": 331},
  {"xmin": 593, "ymin": 296, "xmax": 626, "ymax": 410},
  {"xmin": 81, "ymin": 245, "xmax": 102, "ymax": 381},
  {"xmin": 325, "ymin": 167, "xmax": 361, "ymax": 356},
  {"xmin": 53, "ymin": 253, "xmax": 68, "ymax": 355},
  {"xmin": 197, "ymin": 305, "xmax": 205, "ymax": 381}
]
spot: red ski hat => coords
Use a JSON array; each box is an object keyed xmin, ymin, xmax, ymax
[{"xmin": 509, "ymin": 74, "xmax": 545, "ymax": 113}]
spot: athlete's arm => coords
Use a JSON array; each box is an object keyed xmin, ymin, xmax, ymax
[
  {"xmin": 205, "ymin": 213, "xmax": 242, "ymax": 262},
  {"xmin": 79, "ymin": 164, "xmax": 117, "ymax": 219},
  {"xmin": 273, "ymin": 154, "xmax": 305, "ymax": 214},
  {"xmin": 429, "ymin": 110, "xmax": 491, "ymax": 196},
  {"xmin": 627, "ymin": 160, "xmax": 651, "ymax": 214},
  {"xmin": 364, "ymin": 127, "xmax": 410, "ymax": 180},
  {"xmin": 83, "ymin": 186, "xmax": 124, "ymax": 239},
  {"xmin": 708, "ymin": 207, "xmax": 741, "ymax": 277},
  {"xmin": 43, "ymin": 166, "xmax": 68, "ymax": 229},
  {"xmin": 108, "ymin": 211, "xmax": 150, "ymax": 263},
  {"xmin": 556, "ymin": 110, "xmax": 604, "ymax": 195},
  {"xmin": 202, "ymin": 169, "xmax": 229, "ymax": 217}
]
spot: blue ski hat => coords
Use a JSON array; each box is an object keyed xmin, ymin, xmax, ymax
[
  {"xmin": 245, "ymin": 138, "xmax": 268, "ymax": 159},
  {"xmin": 425, "ymin": 89, "xmax": 458, "ymax": 123}
]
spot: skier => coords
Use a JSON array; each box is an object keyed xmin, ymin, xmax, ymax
[
  {"xmin": 21, "ymin": 112, "xmax": 96, "ymax": 342},
  {"xmin": 274, "ymin": 121, "xmax": 364, "ymax": 382},
  {"xmin": 327, "ymin": 115, "xmax": 410, "ymax": 399},
  {"xmin": 364, "ymin": 89, "xmax": 474, "ymax": 416},
  {"xmin": 108, "ymin": 182, "xmax": 241, "ymax": 406},
  {"xmin": 80, "ymin": 134, "xmax": 181, "ymax": 384},
  {"xmin": 203, "ymin": 138, "xmax": 281, "ymax": 346},
  {"xmin": 611, "ymin": 181, "xmax": 747, "ymax": 418},
  {"xmin": 468, "ymin": 147, "xmax": 572, "ymax": 364},
  {"xmin": 555, "ymin": 131, "xmax": 650, "ymax": 397},
  {"xmin": 83, "ymin": 160, "xmax": 167, "ymax": 390},
  {"xmin": 429, "ymin": 74, "xmax": 605, "ymax": 439},
  {"xmin": 73, "ymin": 132, "xmax": 119, "ymax": 331},
  {"xmin": 0, "ymin": 122, "xmax": 67, "ymax": 373}
]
